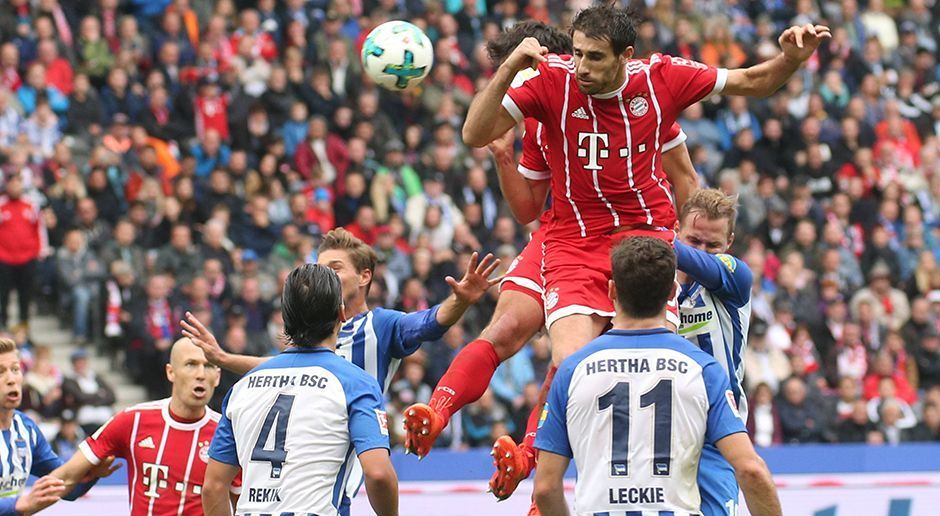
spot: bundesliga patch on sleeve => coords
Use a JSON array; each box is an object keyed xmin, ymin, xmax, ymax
[
  {"xmin": 511, "ymin": 67, "xmax": 540, "ymax": 88},
  {"xmin": 717, "ymin": 254, "xmax": 737, "ymax": 272},
  {"xmin": 725, "ymin": 390, "xmax": 741, "ymax": 419},
  {"xmin": 537, "ymin": 403, "xmax": 549, "ymax": 429},
  {"xmin": 375, "ymin": 409, "xmax": 389, "ymax": 436}
]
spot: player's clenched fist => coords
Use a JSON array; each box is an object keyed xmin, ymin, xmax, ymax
[
  {"xmin": 778, "ymin": 24, "xmax": 831, "ymax": 63},
  {"xmin": 502, "ymin": 37, "xmax": 548, "ymax": 73}
]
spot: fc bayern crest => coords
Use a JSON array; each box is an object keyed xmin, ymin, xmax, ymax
[
  {"xmin": 629, "ymin": 96, "xmax": 649, "ymax": 117},
  {"xmin": 199, "ymin": 441, "xmax": 210, "ymax": 463}
]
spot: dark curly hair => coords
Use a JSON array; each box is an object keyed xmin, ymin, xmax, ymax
[
  {"xmin": 485, "ymin": 20, "xmax": 573, "ymax": 65},
  {"xmin": 281, "ymin": 264, "xmax": 344, "ymax": 347}
]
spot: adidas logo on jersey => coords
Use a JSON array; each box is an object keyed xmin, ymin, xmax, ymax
[
  {"xmin": 138, "ymin": 436, "xmax": 155, "ymax": 449},
  {"xmin": 571, "ymin": 107, "xmax": 589, "ymax": 120}
]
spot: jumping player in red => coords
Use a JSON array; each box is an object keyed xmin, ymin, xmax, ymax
[
  {"xmin": 46, "ymin": 338, "xmax": 240, "ymax": 515},
  {"xmin": 415, "ymin": 6, "xmax": 828, "ymax": 502},
  {"xmin": 401, "ymin": 20, "xmax": 698, "ymax": 496}
]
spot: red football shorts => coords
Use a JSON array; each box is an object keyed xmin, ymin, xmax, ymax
[
  {"xmin": 541, "ymin": 227, "xmax": 679, "ymax": 330},
  {"xmin": 500, "ymin": 227, "xmax": 546, "ymax": 308}
]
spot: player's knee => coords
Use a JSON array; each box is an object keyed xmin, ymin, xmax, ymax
[{"xmin": 482, "ymin": 313, "xmax": 531, "ymax": 361}]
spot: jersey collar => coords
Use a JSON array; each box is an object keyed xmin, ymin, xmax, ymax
[
  {"xmin": 607, "ymin": 328, "xmax": 672, "ymax": 336},
  {"xmin": 161, "ymin": 399, "xmax": 211, "ymax": 431},
  {"xmin": 282, "ymin": 347, "xmax": 334, "ymax": 354}
]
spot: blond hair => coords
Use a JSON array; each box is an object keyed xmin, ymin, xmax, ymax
[
  {"xmin": 319, "ymin": 228, "xmax": 377, "ymax": 274},
  {"xmin": 0, "ymin": 338, "xmax": 16, "ymax": 355},
  {"xmin": 679, "ymin": 189, "xmax": 738, "ymax": 237}
]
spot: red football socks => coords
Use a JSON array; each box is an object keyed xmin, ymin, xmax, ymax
[
  {"xmin": 522, "ymin": 365, "xmax": 558, "ymax": 452},
  {"xmin": 429, "ymin": 338, "xmax": 501, "ymax": 423}
]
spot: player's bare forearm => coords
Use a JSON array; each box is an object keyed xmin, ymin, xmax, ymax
[
  {"xmin": 218, "ymin": 353, "xmax": 267, "ymax": 375},
  {"xmin": 497, "ymin": 158, "xmax": 548, "ymax": 224},
  {"xmin": 662, "ymin": 142, "xmax": 698, "ymax": 212},
  {"xmin": 533, "ymin": 451, "xmax": 571, "ymax": 516},
  {"xmin": 202, "ymin": 460, "xmax": 239, "ymax": 516},
  {"xmin": 736, "ymin": 457, "xmax": 782, "ymax": 516},
  {"xmin": 436, "ymin": 293, "xmax": 471, "ymax": 327},
  {"xmin": 50, "ymin": 453, "xmax": 92, "ymax": 491},
  {"xmin": 361, "ymin": 450, "xmax": 399, "ymax": 516},
  {"xmin": 724, "ymin": 53, "xmax": 801, "ymax": 97},
  {"xmin": 718, "ymin": 433, "xmax": 782, "ymax": 516},
  {"xmin": 463, "ymin": 65, "xmax": 518, "ymax": 147}
]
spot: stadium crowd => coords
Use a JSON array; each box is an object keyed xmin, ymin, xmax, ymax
[{"xmin": 0, "ymin": 0, "xmax": 939, "ymax": 450}]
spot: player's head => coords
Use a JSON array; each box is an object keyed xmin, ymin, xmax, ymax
[
  {"xmin": 0, "ymin": 339, "xmax": 21, "ymax": 412},
  {"xmin": 281, "ymin": 263, "xmax": 345, "ymax": 348},
  {"xmin": 166, "ymin": 337, "xmax": 220, "ymax": 410},
  {"xmin": 318, "ymin": 228, "xmax": 376, "ymax": 309},
  {"xmin": 569, "ymin": 4, "xmax": 637, "ymax": 95},
  {"xmin": 609, "ymin": 237, "xmax": 677, "ymax": 319},
  {"xmin": 486, "ymin": 20, "xmax": 572, "ymax": 65},
  {"xmin": 678, "ymin": 189, "xmax": 737, "ymax": 254}
]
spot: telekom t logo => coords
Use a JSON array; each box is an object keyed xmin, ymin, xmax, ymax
[
  {"xmin": 142, "ymin": 462, "xmax": 169, "ymax": 498},
  {"xmin": 577, "ymin": 132, "xmax": 630, "ymax": 170}
]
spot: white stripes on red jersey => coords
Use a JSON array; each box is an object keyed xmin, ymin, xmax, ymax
[{"xmin": 79, "ymin": 398, "xmax": 236, "ymax": 516}]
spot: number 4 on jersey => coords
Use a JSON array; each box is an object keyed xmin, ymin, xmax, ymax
[
  {"xmin": 597, "ymin": 379, "xmax": 673, "ymax": 477},
  {"xmin": 252, "ymin": 394, "xmax": 295, "ymax": 479}
]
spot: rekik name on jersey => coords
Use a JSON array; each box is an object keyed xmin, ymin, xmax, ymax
[{"xmin": 503, "ymin": 54, "xmax": 726, "ymax": 239}]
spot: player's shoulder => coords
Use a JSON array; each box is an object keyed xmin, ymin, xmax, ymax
[
  {"xmin": 124, "ymin": 398, "xmax": 170, "ymax": 415},
  {"xmin": 13, "ymin": 409, "xmax": 40, "ymax": 430}
]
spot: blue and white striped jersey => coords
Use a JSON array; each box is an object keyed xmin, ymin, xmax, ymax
[
  {"xmin": 675, "ymin": 241, "xmax": 752, "ymax": 420},
  {"xmin": 333, "ymin": 305, "xmax": 447, "ymax": 506},
  {"xmin": 0, "ymin": 410, "xmax": 93, "ymax": 514},
  {"xmin": 210, "ymin": 348, "xmax": 390, "ymax": 516},
  {"xmin": 335, "ymin": 306, "xmax": 448, "ymax": 393},
  {"xmin": 534, "ymin": 329, "xmax": 746, "ymax": 516}
]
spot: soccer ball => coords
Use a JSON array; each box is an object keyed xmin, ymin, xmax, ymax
[{"xmin": 361, "ymin": 21, "xmax": 433, "ymax": 91}]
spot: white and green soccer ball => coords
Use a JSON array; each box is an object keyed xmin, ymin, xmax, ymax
[{"xmin": 361, "ymin": 21, "xmax": 433, "ymax": 91}]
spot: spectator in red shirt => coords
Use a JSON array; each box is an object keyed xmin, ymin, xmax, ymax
[
  {"xmin": 193, "ymin": 79, "xmax": 228, "ymax": 141},
  {"xmin": 36, "ymin": 39, "xmax": 72, "ymax": 95},
  {"xmin": 0, "ymin": 174, "xmax": 46, "ymax": 329},
  {"xmin": 864, "ymin": 351, "xmax": 918, "ymax": 404},
  {"xmin": 229, "ymin": 9, "xmax": 277, "ymax": 62}
]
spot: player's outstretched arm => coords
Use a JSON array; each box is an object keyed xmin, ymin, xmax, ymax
[
  {"xmin": 202, "ymin": 459, "xmax": 240, "ymax": 516},
  {"xmin": 723, "ymin": 24, "xmax": 831, "ymax": 97},
  {"xmin": 360, "ymin": 449, "xmax": 399, "ymax": 516},
  {"xmin": 661, "ymin": 141, "xmax": 698, "ymax": 213},
  {"xmin": 716, "ymin": 433, "xmax": 782, "ymax": 516},
  {"xmin": 181, "ymin": 311, "xmax": 268, "ymax": 375},
  {"xmin": 533, "ymin": 451, "xmax": 570, "ymax": 516},
  {"xmin": 489, "ymin": 128, "xmax": 550, "ymax": 225},
  {"xmin": 44, "ymin": 451, "xmax": 121, "ymax": 501},
  {"xmin": 463, "ymin": 37, "xmax": 546, "ymax": 147},
  {"xmin": 436, "ymin": 252, "xmax": 502, "ymax": 326}
]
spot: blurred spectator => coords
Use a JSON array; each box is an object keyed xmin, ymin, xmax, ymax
[
  {"xmin": 56, "ymin": 229, "xmax": 104, "ymax": 345},
  {"xmin": 50, "ymin": 416, "xmax": 85, "ymax": 457},
  {"xmin": 747, "ymin": 383, "xmax": 782, "ymax": 447},
  {"xmin": 837, "ymin": 400, "xmax": 878, "ymax": 443},
  {"xmin": 61, "ymin": 349, "xmax": 116, "ymax": 436},
  {"xmin": 0, "ymin": 174, "xmax": 44, "ymax": 330},
  {"xmin": 22, "ymin": 345, "xmax": 62, "ymax": 418},
  {"xmin": 744, "ymin": 319, "xmax": 791, "ymax": 393},
  {"xmin": 777, "ymin": 376, "xmax": 827, "ymax": 443}
]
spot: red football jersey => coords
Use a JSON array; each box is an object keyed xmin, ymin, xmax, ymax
[
  {"xmin": 80, "ymin": 398, "xmax": 240, "ymax": 516},
  {"xmin": 503, "ymin": 54, "xmax": 723, "ymax": 239}
]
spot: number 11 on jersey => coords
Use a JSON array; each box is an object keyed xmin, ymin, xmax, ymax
[{"xmin": 597, "ymin": 379, "xmax": 674, "ymax": 477}]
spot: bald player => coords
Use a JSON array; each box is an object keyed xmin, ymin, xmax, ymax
[{"xmin": 44, "ymin": 338, "xmax": 241, "ymax": 515}]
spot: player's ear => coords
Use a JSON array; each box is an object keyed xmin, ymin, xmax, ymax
[
  {"xmin": 727, "ymin": 231, "xmax": 735, "ymax": 249},
  {"xmin": 607, "ymin": 279, "xmax": 617, "ymax": 304},
  {"xmin": 338, "ymin": 303, "xmax": 347, "ymax": 324},
  {"xmin": 165, "ymin": 363, "xmax": 174, "ymax": 383},
  {"xmin": 622, "ymin": 46, "xmax": 634, "ymax": 61},
  {"xmin": 360, "ymin": 267, "xmax": 373, "ymax": 289}
]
